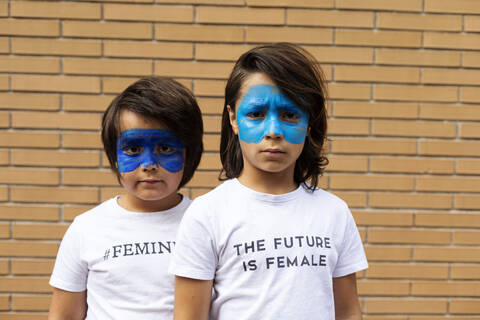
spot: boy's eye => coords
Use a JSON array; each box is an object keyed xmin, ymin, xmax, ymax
[
  {"xmin": 280, "ymin": 111, "xmax": 300, "ymax": 123},
  {"xmin": 123, "ymin": 146, "xmax": 143, "ymax": 155},
  {"xmin": 155, "ymin": 145, "xmax": 176, "ymax": 155},
  {"xmin": 246, "ymin": 111, "xmax": 265, "ymax": 119}
]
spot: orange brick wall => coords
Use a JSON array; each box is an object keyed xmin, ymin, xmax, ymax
[{"xmin": 1, "ymin": 0, "xmax": 480, "ymax": 318}]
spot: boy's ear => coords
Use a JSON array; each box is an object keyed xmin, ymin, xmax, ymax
[{"xmin": 227, "ymin": 105, "xmax": 239, "ymax": 135}]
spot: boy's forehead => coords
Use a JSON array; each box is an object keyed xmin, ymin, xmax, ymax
[{"xmin": 118, "ymin": 109, "xmax": 166, "ymax": 133}]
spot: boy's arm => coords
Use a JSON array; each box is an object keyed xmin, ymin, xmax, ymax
[
  {"xmin": 48, "ymin": 287, "xmax": 87, "ymax": 320},
  {"xmin": 174, "ymin": 276, "xmax": 213, "ymax": 320},
  {"xmin": 333, "ymin": 273, "xmax": 362, "ymax": 320}
]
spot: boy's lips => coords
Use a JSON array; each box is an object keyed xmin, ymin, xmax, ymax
[
  {"xmin": 139, "ymin": 179, "xmax": 161, "ymax": 184},
  {"xmin": 262, "ymin": 148, "xmax": 284, "ymax": 153}
]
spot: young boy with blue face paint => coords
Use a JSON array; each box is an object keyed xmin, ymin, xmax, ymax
[
  {"xmin": 171, "ymin": 43, "xmax": 368, "ymax": 320},
  {"xmin": 48, "ymin": 77, "xmax": 203, "ymax": 320}
]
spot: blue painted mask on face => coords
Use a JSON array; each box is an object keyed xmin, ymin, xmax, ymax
[
  {"xmin": 116, "ymin": 128, "xmax": 185, "ymax": 173},
  {"xmin": 236, "ymin": 84, "xmax": 309, "ymax": 144}
]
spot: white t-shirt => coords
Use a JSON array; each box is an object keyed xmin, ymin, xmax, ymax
[
  {"xmin": 170, "ymin": 179, "xmax": 368, "ymax": 320},
  {"xmin": 50, "ymin": 195, "xmax": 191, "ymax": 320}
]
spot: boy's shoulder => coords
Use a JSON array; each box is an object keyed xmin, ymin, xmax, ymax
[{"xmin": 302, "ymin": 185, "xmax": 349, "ymax": 209}]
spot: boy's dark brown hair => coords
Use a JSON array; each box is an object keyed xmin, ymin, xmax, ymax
[
  {"xmin": 220, "ymin": 42, "xmax": 328, "ymax": 190},
  {"xmin": 102, "ymin": 76, "xmax": 203, "ymax": 189}
]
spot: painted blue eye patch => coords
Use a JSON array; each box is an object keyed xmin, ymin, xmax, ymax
[
  {"xmin": 116, "ymin": 129, "xmax": 184, "ymax": 173},
  {"xmin": 236, "ymin": 84, "xmax": 309, "ymax": 144}
]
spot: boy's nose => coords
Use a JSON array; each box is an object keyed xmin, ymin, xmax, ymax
[
  {"xmin": 140, "ymin": 150, "xmax": 158, "ymax": 170},
  {"xmin": 264, "ymin": 116, "xmax": 283, "ymax": 138}
]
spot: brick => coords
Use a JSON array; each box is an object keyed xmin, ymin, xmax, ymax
[
  {"xmin": 63, "ymin": 94, "xmax": 113, "ymax": 112},
  {"xmin": 63, "ymin": 205, "xmax": 94, "ymax": 222},
  {"xmin": 0, "ymin": 19, "xmax": 59, "ymax": 37},
  {"xmin": 288, "ymin": 9, "xmax": 373, "ymax": 28},
  {"xmin": 158, "ymin": 0, "xmax": 242, "ymax": 3},
  {"xmin": 463, "ymin": 52, "xmax": 480, "ymax": 68},
  {"xmin": 0, "ymin": 56, "xmax": 60, "ymax": 74},
  {"xmin": 337, "ymin": 0, "xmax": 422, "ymax": 11},
  {"xmin": 333, "ymin": 101, "xmax": 418, "ymax": 119},
  {"xmin": 102, "ymin": 77, "xmax": 142, "ymax": 94},
  {"xmin": 413, "ymin": 281, "xmax": 480, "ymax": 297},
  {"xmin": 0, "ymin": 259, "xmax": 7, "ymax": 274},
  {"xmin": 416, "ymin": 212, "xmax": 480, "ymax": 228},
  {"xmin": 369, "ymin": 228, "xmax": 451, "ymax": 245},
  {"xmin": 358, "ymin": 280, "xmax": 409, "ymax": 296},
  {"xmin": 374, "ymin": 85, "xmax": 457, "ymax": 103},
  {"xmin": 450, "ymin": 299, "xmax": 480, "ymax": 313},
  {"xmin": 100, "ymin": 187, "xmax": 125, "ymax": 202},
  {"xmin": 197, "ymin": 6, "xmax": 283, "ymax": 25},
  {"xmin": 0, "ymin": 314, "xmax": 48, "ymax": 320},
  {"xmin": 62, "ymin": 132, "xmax": 102, "ymax": 149},
  {"xmin": 370, "ymin": 156, "xmax": 454, "ymax": 174},
  {"xmin": 424, "ymin": 32, "xmax": 480, "ymax": 50},
  {"xmin": 0, "ymin": 241, "xmax": 58, "ymax": 258},
  {"xmin": 12, "ymin": 149, "xmax": 100, "ymax": 167},
  {"xmin": 336, "ymin": 30, "xmax": 421, "ymax": 48},
  {"xmin": 330, "ymin": 191, "xmax": 366, "ymax": 208},
  {"xmin": 0, "ymin": 276, "xmax": 50, "ymax": 293},
  {"xmin": 0, "ymin": 204, "xmax": 59, "ymax": 221},
  {"xmin": 62, "ymin": 169, "xmax": 117, "ymax": 186},
  {"xmin": 105, "ymin": 40, "xmax": 192, "ymax": 59},
  {"xmin": 63, "ymin": 21, "xmax": 152, "ymax": 39},
  {"xmin": 188, "ymin": 171, "xmax": 221, "ymax": 187},
  {"xmin": 203, "ymin": 134, "xmax": 220, "ymax": 152},
  {"xmin": 328, "ymin": 119, "xmax": 369, "ymax": 136},
  {"xmin": 425, "ymin": 0, "xmax": 480, "ymax": 14},
  {"xmin": 12, "ymin": 294, "xmax": 50, "ymax": 311},
  {"xmin": 64, "ymin": 58, "xmax": 152, "ymax": 77},
  {"xmin": 372, "ymin": 119, "xmax": 455, "ymax": 138},
  {"xmin": 461, "ymin": 87, "xmax": 480, "ymax": 103},
  {"xmin": 365, "ymin": 299, "xmax": 447, "ymax": 314},
  {"xmin": 378, "ymin": 12, "xmax": 461, "ymax": 31},
  {"xmin": 451, "ymin": 265, "xmax": 480, "ymax": 280},
  {"xmin": 423, "ymin": 68, "xmax": 480, "ymax": 86},
  {"xmin": 11, "ymin": 260, "xmax": 54, "ymax": 276},
  {"xmin": 12, "ymin": 38, "xmax": 101, "ymax": 57},
  {"xmin": 0, "ymin": 112, "xmax": 9, "ymax": 128},
  {"xmin": 13, "ymin": 112, "xmax": 101, "ymax": 130},
  {"xmin": 0, "ymin": 295, "xmax": 7, "ymax": 310},
  {"xmin": 335, "ymin": 65, "xmax": 419, "ymax": 83},
  {"xmin": 370, "ymin": 192, "xmax": 452, "ymax": 209},
  {"xmin": 419, "ymin": 140, "xmax": 480, "ymax": 157},
  {"xmin": 376, "ymin": 48, "xmax": 460, "ymax": 67},
  {"xmin": 0, "ymin": 93, "xmax": 60, "ymax": 111},
  {"xmin": 353, "ymin": 210, "xmax": 413, "ymax": 227},
  {"xmin": 420, "ymin": 104, "xmax": 480, "ymax": 121},
  {"xmin": 457, "ymin": 194, "xmax": 480, "ymax": 210},
  {"xmin": 12, "ymin": 75, "xmax": 100, "ymax": 94},
  {"xmin": 0, "ymin": 2, "xmax": 6, "ymax": 16},
  {"xmin": 0, "ymin": 168, "xmax": 59, "ymax": 186},
  {"xmin": 11, "ymin": 186, "xmax": 98, "ymax": 204},
  {"xmin": 198, "ymin": 153, "xmax": 221, "ymax": 170},
  {"xmin": 155, "ymin": 60, "xmax": 232, "ymax": 79},
  {"xmin": 460, "ymin": 123, "xmax": 480, "ymax": 139},
  {"xmin": 366, "ymin": 263, "xmax": 448, "ymax": 279},
  {"xmin": 458, "ymin": 159, "xmax": 480, "ymax": 175},
  {"xmin": 330, "ymin": 174, "xmax": 414, "ymax": 191},
  {"xmin": 0, "ymin": 223, "xmax": 9, "ymax": 238},
  {"xmin": 0, "ymin": 37, "xmax": 8, "ymax": 53},
  {"xmin": 0, "ymin": 131, "xmax": 59, "ymax": 148},
  {"xmin": 308, "ymin": 46, "xmax": 373, "ymax": 64},
  {"xmin": 364, "ymin": 246, "xmax": 412, "ymax": 262},
  {"xmin": 248, "ymin": 0, "xmax": 333, "ymax": 7},
  {"xmin": 0, "ymin": 150, "xmax": 8, "ymax": 165},
  {"xmin": 12, "ymin": 224, "xmax": 68, "ymax": 240},
  {"xmin": 326, "ymin": 155, "xmax": 368, "ymax": 172},
  {"xmin": 203, "ymin": 115, "xmax": 222, "ymax": 133},
  {"xmin": 105, "ymin": 4, "xmax": 192, "ymax": 22},
  {"xmin": 11, "ymin": 1, "xmax": 100, "ymax": 19},
  {"xmin": 454, "ymin": 231, "xmax": 480, "ymax": 246},
  {"xmin": 0, "ymin": 186, "xmax": 7, "ymax": 201},
  {"xmin": 156, "ymin": 24, "xmax": 243, "ymax": 42},
  {"xmin": 196, "ymin": 44, "xmax": 253, "ymax": 62},
  {"xmin": 414, "ymin": 247, "xmax": 480, "ymax": 262},
  {"xmin": 466, "ymin": 15, "xmax": 480, "ymax": 32},
  {"xmin": 329, "ymin": 83, "xmax": 371, "ymax": 100},
  {"xmin": 331, "ymin": 138, "xmax": 416, "ymax": 155},
  {"xmin": 197, "ymin": 97, "xmax": 223, "ymax": 115}
]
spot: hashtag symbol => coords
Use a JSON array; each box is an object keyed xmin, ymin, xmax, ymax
[{"xmin": 104, "ymin": 249, "xmax": 110, "ymax": 260}]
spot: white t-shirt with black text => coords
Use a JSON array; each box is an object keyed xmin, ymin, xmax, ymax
[{"xmin": 170, "ymin": 179, "xmax": 367, "ymax": 320}]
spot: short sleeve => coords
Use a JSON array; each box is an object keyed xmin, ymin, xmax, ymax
[
  {"xmin": 333, "ymin": 209, "xmax": 368, "ymax": 278},
  {"xmin": 169, "ymin": 199, "xmax": 217, "ymax": 280},
  {"xmin": 49, "ymin": 220, "xmax": 88, "ymax": 292}
]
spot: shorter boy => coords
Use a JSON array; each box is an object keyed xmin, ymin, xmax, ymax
[{"xmin": 48, "ymin": 77, "xmax": 203, "ymax": 319}]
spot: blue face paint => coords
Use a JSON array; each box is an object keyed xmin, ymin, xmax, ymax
[
  {"xmin": 236, "ymin": 84, "xmax": 309, "ymax": 144},
  {"xmin": 116, "ymin": 128, "xmax": 184, "ymax": 173}
]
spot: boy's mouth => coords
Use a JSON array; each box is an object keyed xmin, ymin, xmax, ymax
[{"xmin": 262, "ymin": 148, "xmax": 284, "ymax": 154}]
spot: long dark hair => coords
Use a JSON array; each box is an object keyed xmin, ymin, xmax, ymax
[{"xmin": 219, "ymin": 43, "xmax": 328, "ymax": 190}]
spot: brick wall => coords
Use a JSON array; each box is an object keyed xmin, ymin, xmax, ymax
[{"xmin": 1, "ymin": 0, "xmax": 479, "ymax": 318}]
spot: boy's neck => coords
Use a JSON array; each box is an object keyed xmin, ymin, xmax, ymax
[
  {"xmin": 237, "ymin": 167, "xmax": 298, "ymax": 195},
  {"xmin": 117, "ymin": 192, "xmax": 182, "ymax": 213}
]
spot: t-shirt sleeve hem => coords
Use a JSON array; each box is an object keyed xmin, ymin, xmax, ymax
[
  {"xmin": 332, "ymin": 261, "xmax": 369, "ymax": 278},
  {"xmin": 49, "ymin": 277, "xmax": 86, "ymax": 292},
  {"xmin": 170, "ymin": 267, "xmax": 214, "ymax": 281}
]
